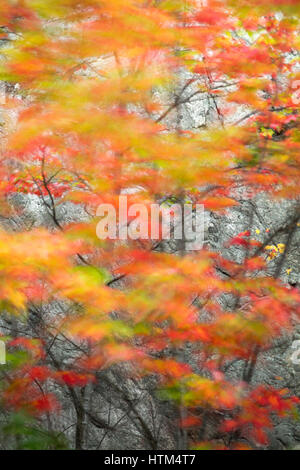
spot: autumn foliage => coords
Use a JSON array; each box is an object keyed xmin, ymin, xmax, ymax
[{"xmin": 0, "ymin": 0, "xmax": 299, "ymax": 450}]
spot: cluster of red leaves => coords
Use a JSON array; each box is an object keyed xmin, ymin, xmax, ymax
[{"xmin": 222, "ymin": 387, "xmax": 300, "ymax": 445}]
